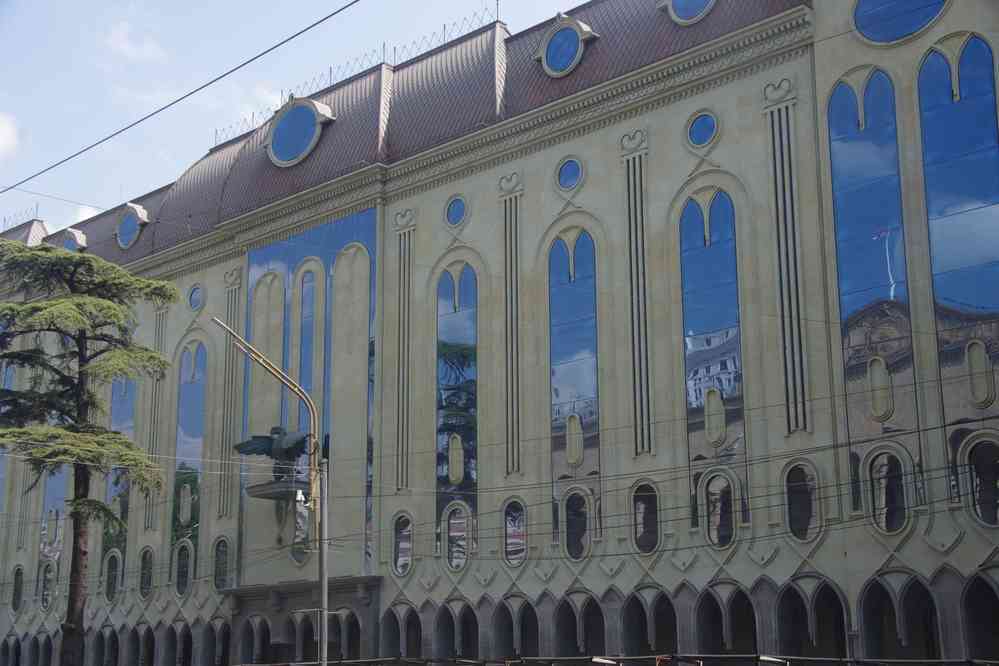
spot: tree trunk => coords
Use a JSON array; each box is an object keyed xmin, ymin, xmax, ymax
[{"xmin": 60, "ymin": 462, "xmax": 91, "ymax": 666}]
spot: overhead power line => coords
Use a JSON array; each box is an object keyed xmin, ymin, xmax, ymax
[
  {"xmin": 0, "ymin": 186, "xmax": 105, "ymax": 211},
  {"xmin": 0, "ymin": 0, "xmax": 365, "ymax": 199}
]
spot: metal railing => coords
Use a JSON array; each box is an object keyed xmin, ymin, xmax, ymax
[{"xmin": 230, "ymin": 656, "xmax": 999, "ymax": 666}]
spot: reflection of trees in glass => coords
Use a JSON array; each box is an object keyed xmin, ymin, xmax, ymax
[
  {"xmin": 394, "ymin": 516, "xmax": 412, "ymax": 575},
  {"xmin": 633, "ymin": 485, "xmax": 658, "ymax": 553},
  {"xmin": 970, "ymin": 443, "xmax": 999, "ymax": 525},
  {"xmin": 504, "ymin": 502, "xmax": 526, "ymax": 564},
  {"xmin": 786, "ymin": 466, "xmax": 815, "ymax": 540},
  {"xmin": 705, "ymin": 475, "xmax": 733, "ymax": 547},
  {"xmin": 565, "ymin": 493, "xmax": 588, "ymax": 560},
  {"xmin": 446, "ymin": 507, "xmax": 468, "ymax": 570},
  {"xmin": 870, "ymin": 453, "xmax": 905, "ymax": 532}
]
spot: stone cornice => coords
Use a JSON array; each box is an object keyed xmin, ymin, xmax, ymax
[{"xmin": 126, "ymin": 5, "xmax": 812, "ymax": 280}]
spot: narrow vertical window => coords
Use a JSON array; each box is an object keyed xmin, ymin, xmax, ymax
[
  {"xmin": 634, "ymin": 484, "xmax": 659, "ymax": 553},
  {"xmin": 11, "ymin": 567, "xmax": 23, "ymax": 612},
  {"xmin": 446, "ymin": 507, "xmax": 468, "ymax": 570},
  {"xmin": 39, "ymin": 563, "xmax": 54, "ymax": 609},
  {"xmin": 786, "ymin": 466, "xmax": 816, "ymax": 540},
  {"xmin": 920, "ymin": 39, "xmax": 999, "ymax": 453},
  {"xmin": 105, "ymin": 378, "xmax": 135, "ymax": 565},
  {"xmin": 173, "ymin": 344, "xmax": 206, "ymax": 579},
  {"xmin": 394, "ymin": 516, "xmax": 412, "ymax": 575},
  {"xmin": 969, "ymin": 442, "xmax": 999, "ymax": 525},
  {"xmin": 176, "ymin": 544, "xmax": 191, "ymax": 596},
  {"xmin": 705, "ymin": 475, "xmax": 734, "ymax": 547},
  {"xmin": 297, "ymin": 271, "xmax": 315, "ymax": 467},
  {"xmin": 214, "ymin": 539, "xmax": 230, "ymax": 590},
  {"xmin": 139, "ymin": 549, "xmax": 153, "ymax": 599},
  {"xmin": 870, "ymin": 453, "xmax": 906, "ymax": 532},
  {"xmin": 435, "ymin": 266, "xmax": 478, "ymax": 560},
  {"xmin": 504, "ymin": 501, "xmax": 526, "ymax": 565},
  {"xmin": 105, "ymin": 554, "xmax": 119, "ymax": 601},
  {"xmin": 565, "ymin": 493, "xmax": 588, "ymax": 560},
  {"xmin": 549, "ymin": 233, "xmax": 601, "ymax": 540}
]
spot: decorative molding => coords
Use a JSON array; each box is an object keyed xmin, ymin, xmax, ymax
[
  {"xmin": 498, "ymin": 171, "xmax": 522, "ymax": 196},
  {"xmin": 503, "ymin": 187, "xmax": 523, "ymax": 474},
  {"xmin": 620, "ymin": 128, "xmax": 648, "ymax": 155},
  {"xmin": 223, "ymin": 267, "xmax": 242, "ymax": 288},
  {"xmin": 394, "ymin": 208, "xmax": 417, "ymax": 230},
  {"xmin": 623, "ymin": 141, "xmax": 652, "ymax": 455},
  {"xmin": 763, "ymin": 76, "xmax": 796, "ymax": 108}
]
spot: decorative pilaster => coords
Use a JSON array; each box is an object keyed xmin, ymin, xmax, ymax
[
  {"xmin": 218, "ymin": 267, "xmax": 243, "ymax": 518},
  {"xmin": 394, "ymin": 209, "xmax": 416, "ymax": 489},
  {"xmin": 145, "ymin": 306, "xmax": 168, "ymax": 530},
  {"xmin": 499, "ymin": 171, "xmax": 523, "ymax": 473},
  {"xmin": 763, "ymin": 76, "xmax": 808, "ymax": 433},
  {"xmin": 621, "ymin": 129, "xmax": 653, "ymax": 455}
]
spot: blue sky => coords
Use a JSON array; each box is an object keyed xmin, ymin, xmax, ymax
[{"xmin": 0, "ymin": 0, "xmax": 577, "ymax": 233}]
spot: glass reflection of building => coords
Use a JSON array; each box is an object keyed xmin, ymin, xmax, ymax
[
  {"xmin": 435, "ymin": 265, "xmax": 478, "ymax": 562},
  {"xmin": 172, "ymin": 343, "xmax": 206, "ymax": 584},
  {"xmin": 104, "ymin": 378, "xmax": 136, "ymax": 561}
]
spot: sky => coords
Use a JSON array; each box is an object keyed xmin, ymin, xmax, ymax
[{"xmin": 0, "ymin": 0, "xmax": 578, "ymax": 233}]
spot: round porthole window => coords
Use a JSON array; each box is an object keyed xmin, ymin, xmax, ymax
[
  {"xmin": 688, "ymin": 112, "xmax": 718, "ymax": 147},
  {"xmin": 445, "ymin": 196, "xmax": 467, "ymax": 226},
  {"xmin": 116, "ymin": 205, "xmax": 146, "ymax": 250},
  {"xmin": 668, "ymin": 0, "xmax": 716, "ymax": 25},
  {"xmin": 267, "ymin": 98, "xmax": 335, "ymax": 168},
  {"xmin": 188, "ymin": 285, "xmax": 204, "ymax": 311},
  {"xmin": 537, "ymin": 16, "xmax": 597, "ymax": 79},
  {"xmin": 556, "ymin": 157, "xmax": 583, "ymax": 191}
]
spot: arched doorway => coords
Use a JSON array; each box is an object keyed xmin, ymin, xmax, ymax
[
  {"xmin": 27, "ymin": 638, "xmax": 37, "ymax": 666},
  {"xmin": 107, "ymin": 631, "xmax": 120, "ymax": 666},
  {"xmin": 520, "ymin": 604, "xmax": 539, "ymax": 658},
  {"xmin": 216, "ymin": 624, "xmax": 231, "ymax": 666},
  {"xmin": 622, "ymin": 596, "xmax": 648, "ymax": 657},
  {"xmin": 404, "ymin": 610, "xmax": 422, "ymax": 658},
  {"xmin": 779, "ymin": 587, "xmax": 810, "ymax": 656},
  {"xmin": 814, "ymin": 584, "xmax": 847, "ymax": 658},
  {"xmin": 901, "ymin": 581, "xmax": 939, "ymax": 659},
  {"xmin": 92, "ymin": 633, "xmax": 105, "ymax": 666},
  {"xmin": 239, "ymin": 621, "xmax": 254, "ymax": 666},
  {"xmin": 327, "ymin": 615, "xmax": 341, "ymax": 660},
  {"xmin": 555, "ymin": 600, "xmax": 578, "ymax": 657},
  {"xmin": 344, "ymin": 613, "xmax": 361, "ymax": 660},
  {"xmin": 434, "ymin": 607, "xmax": 456, "ymax": 660},
  {"xmin": 141, "ymin": 628, "xmax": 154, "ymax": 666},
  {"xmin": 653, "ymin": 594, "xmax": 678, "ymax": 653},
  {"xmin": 697, "ymin": 593, "xmax": 724, "ymax": 654},
  {"xmin": 380, "ymin": 611, "xmax": 400, "ymax": 658},
  {"xmin": 582, "ymin": 599, "xmax": 605, "ymax": 657},
  {"xmin": 202, "ymin": 625, "xmax": 215, "ymax": 666},
  {"xmin": 965, "ymin": 575, "xmax": 999, "ymax": 658},
  {"xmin": 729, "ymin": 590, "xmax": 757, "ymax": 655},
  {"xmin": 39, "ymin": 637, "xmax": 52, "ymax": 666},
  {"xmin": 493, "ymin": 605, "xmax": 514, "ymax": 659},
  {"xmin": 301, "ymin": 616, "xmax": 318, "ymax": 663},
  {"xmin": 459, "ymin": 606, "xmax": 478, "ymax": 658}
]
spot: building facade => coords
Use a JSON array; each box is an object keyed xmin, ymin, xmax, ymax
[{"xmin": 2, "ymin": 0, "xmax": 999, "ymax": 664}]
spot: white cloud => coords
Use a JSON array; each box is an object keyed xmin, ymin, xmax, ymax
[
  {"xmin": 0, "ymin": 112, "xmax": 18, "ymax": 161},
  {"xmin": 75, "ymin": 206, "xmax": 101, "ymax": 223},
  {"xmin": 105, "ymin": 21, "xmax": 167, "ymax": 62}
]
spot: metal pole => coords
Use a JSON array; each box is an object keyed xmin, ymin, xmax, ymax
[
  {"xmin": 320, "ymin": 457, "xmax": 330, "ymax": 666},
  {"xmin": 211, "ymin": 316, "xmax": 327, "ymax": 665}
]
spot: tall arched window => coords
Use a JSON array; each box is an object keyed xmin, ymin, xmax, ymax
[
  {"xmin": 139, "ymin": 549, "xmax": 154, "ymax": 599},
  {"xmin": 870, "ymin": 452, "xmax": 906, "ymax": 532},
  {"xmin": 39, "ymin": 562, "xmax": 54, "ymax": 609},
  {"xmin": 969, "ymin": 442, "xmax": 999, "ymax": 525},
  {"xmin": 176, "ymin": 544, "xmax": 191, "ymax": 596},
  {"xmin": 679, "ymin": 191, "xmax": 746, "ymax": 526},
  {"xmin": 105, "ymin": 553, "xmax": 120, "ymax": 602},
  {"xmin": 920, "ymin": 38, "xmax": 999, "ymax": 452},
  {"xmin": 565, "ymin": 492, "xmax": 588, "ymax": 560},
  {"xmin": 435, "ymin": 265, "xmax": 478, "ymax": 560},
  {"xmin": 105, "ymin": 378, "xmax": 135, "ymax": 564},
  {"xmin": 39, "ymin": 468, "xmax": 67, "ymax": 563},
  {"xmin": 549, "ymin": 232, "xmax": 601, "ymax": 539},
  {"xmin": 786, "ymin": 465, "xmax": 816, "ymax": 540},
  {"xmin": 394, "ymin": 515, "xmax": 413, "ymax": 575},
  {"xmin": 633, "ymin": 484, "xmax": 659, "ymax": 553},
  {"xmin": 705, "ymin": 475, "xmax": 734, "ymax": 547},
  {"xmin": 446, "ymin": 506, "xmax": 468, "ymax": 570},
  {"xmin": 503, "ymin": 501, "xmax": 526, "ymax": 565},
  {"xmin": 173, "ymin": 343, "xmax": 206, "ymax": 576},
  {"xmin": 214, "ymin": 539, "xmax": 230, "ymax": 590},
  {"xmin": 297, "ymin": 270, "xmax": 315, "ymax": 452},
  {"xmin": 11, "ymin": 567, "xmax": 23, "ymax": 612}
]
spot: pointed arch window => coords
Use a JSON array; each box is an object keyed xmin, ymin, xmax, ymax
[
  {"xmin": 394, "ymin": 515, "xmax": 413, "ymax": 575},
  {"xmin": 105, "ymin": 553, "xmax": 120, "ymax": 601},
  {"xmin": 173, "ymin": 343, "xmax": 206, "ymax": 576},
  {"xmin": 214, "ymin": 539, "xmax": 230, "ymax": 590},
  {"xmin": 786, "ymin": 465, "xmax": 817, "ymax": 540},
  {"xmin": 435, "ymin": 265, "xmax": 478, "ymax": 560},
  {"xmin": 11, "ymin": 567, "xmax": 23, "ymax": 612},
  {"xmin": 705, "ymin": 475, "xmax": 734, "ymax": 547},
  {"xmin": 139, "ymin": 549, "xmax": 154, "ymax": 599},
  {"xmin": 565, "ymin": 492, "xmax": 589, "ymax": 560},
  {"xmin": 503, "ymin": 501, "xmax": 527, "ymax": 565},
  {"xmin": 969, "ymin": 442, "xmax": 999, "ymax": 525},
  {"xmin": 870, "ymin": 452, "xmax": 906, "ymax": 532},
  {"xmin": 446, "ymin": 506, "xmax": 468, "ymax": 571},
  {"xmin": 633, "ymin": 484, "xmax": 659, "ymax": 553}
]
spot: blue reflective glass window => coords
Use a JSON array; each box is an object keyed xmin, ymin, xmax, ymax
[
  {"xmin": 854, "ymin": 0, "xmax": 946, "ymax": 43},
  {"xmin": 117, "ymin": 212, "xmax": 140, "ymax": 249},
  {"xmin": 829, "ymin": 73, "xmax": 911, "ymax": 325},
  {"xmin": 689, "ymin": 113, "xmax": 717, "ymax": 146},
  {"xmin": 436, "ymin": 265, "xmax": 478, "ymax": 556},
  {"xmin": 105, "ymin": 379, "xmax": 134, "ymax": 557},
  {"xmin": 548, "ymin": 232, "xmax": 600, "ymax": 453},
  {"xmin": 546, "ymin": 27, "xmax": 581, "ymax": 74},
  {"xmin": 558, "ymin": 159, "xmax": 582, "ymax": 190},
  {"xmin": 188, "ymin": 286, "xmax": 203, "ymax": 311},
  {"xmin": 679, "ymin": 192, "xmax": 743, "ymax": 410},
  {"xmin": 446, "ymin": 197, "xmax": 466, "ymax": 226},
  {"xmin": 921, "ymin": 38, "xmax": 999, "ymax": 318},
  {"xmin": 40, "ymin": 467, "xmax": 67, "ymax": 561},
  {"xmin": 63, "ymin": 237, "xmax": 79, "ymax": 252},
  {"xmin": 173, "ymin": 344, "xmax": 206, "ymax": 555},
  {"xmin": 672, "ymin": 0, "xmax": 713, "ymax": 21},
  {"xmin": 271, "ymin": 104, "xmax": 319, "ymax": 164}
]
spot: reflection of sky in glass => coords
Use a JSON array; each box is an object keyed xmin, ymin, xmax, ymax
[
  {"xmin": 176, "ymin": 346, "xmax": 206, "ymax": 473},
  {"xmin": 246, "ymin": 208, "xmax": 378, "ymax": 567},
  {"xmin": 921, "ymin": 39, "xmax": 999, "ymax": 317},
  {"xmin": 549, "ymin": 234, "xmax": 600, "ymax": 433},
  {"xmin": 106, "ymin": 378, "xmax": 135, "ymax": 553},
  {"xmin": 298, "ymin": 271, "xmax": 315, "ymax": 433},
  {"xmin": 854, "ymin": 0, "xmax": 945, "ymax": 44},
  {"xmin": 680, "ymin": 194, "xmax": 744, "ymax": 409},
  {"xmin": 117, "ymin": 212, "xmax": 140, "ymax": 248},
  {"xmin": 545, "ymin": 27, "xmax": 580, "ymax": 73},
  {"xmin": 40, "ymin": 467, "xmax": 68, "ymax": 560},
  {"xmin": 829, "ymin": 72, "xmax": 910, "ymax": 322},
  {"xmin": 672, "ymin": 0, "xmax": 712, "ymax": 21},
  {"xmin": 436, "ymin": 266, "xmax": 478, "ymax": 537},
  {"xmin": 271, "ymin": 105, "xmax": 317, "ymax": 163}
]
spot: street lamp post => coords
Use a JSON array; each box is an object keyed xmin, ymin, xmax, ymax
[{"xmin": 212, "ymin": 317, "xmax": 329, "ymax": 666}]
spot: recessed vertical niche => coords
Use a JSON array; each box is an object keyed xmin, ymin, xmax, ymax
[
  {"xmin": 704, "ymin": 388, "xmax": 726, "ymax": 444},
  {"xmin": 868, "ymin": 357, "xmax": 894, "ymax": 421},
  {"xmin": 566, "ymin": 414, "xmax": 584, "ymax": 468},
  {"xmin": 967, "ymin": 340, "xmax": 996, "ymax": 407},
  {"xmin": 448, "ymin": 434, "xmax": 465, "ymax": 485}
]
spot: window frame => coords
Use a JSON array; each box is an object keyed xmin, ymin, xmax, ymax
[
  {"xmin": 699, "ymin": 470, "xmax": 738, "ymax": 549},
  {"xmin": 103, "ymin": 550, "xmax": 123, "ymax": 603},
  {"xmin": 561, "ymin": 488, "xmax": 594, "ymax": 562},
  {"xmin": 212, "ymin": 537, "xmax": 231, "ymax": 591},
  {"xmin": 392, "ymin": 512, "xmax": 415, "ymax": 577},
  {"xmin": 138, "ymin": 547, "xmax": 154, "ymax": 599},
  {"xmin": 501, "ymin": 498, "xmax": 529, "ymax": 567},
  {"xmin": 783, "ymin": 462, "xmax": 821, "ymax": 543},
  {"xmin": 442, "ymin": 501, "xmax": 473, "ymax": 572},
  {"xmin": 865, "ymin": 446, "xmax": 911, "ymax": 535},
  {"xmin": 632, "ymin": 482, "xmax": 660, "ymax": 555}
]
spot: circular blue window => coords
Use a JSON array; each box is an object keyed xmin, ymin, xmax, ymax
[
  {"xmin": 671, "ymin": 0, "xmax": 715, "ymax": 23},
  {"xmin": 545, "ymin": 27, "xmax": 582, "ymax": 76},
  {"xmin": 269, "ymin": 103, "xmax": 321, "ymax": 166},
  {"xmin": 854, "ymin": 0, "xmax": 946, "ymax": 43},
  {"xmin": 117, "ymin": 212, "xmax": 141, "ymax": 249},
  {"xmin": 558, "ymin": 158, "xmax": 582, "ymax": 190},
  {"xmin": 446, "ymin": 197, "xmax": 466, "ymax": 226},
  {"xmin": 188, "ymin": 285, "xmax": 203, "ymax": 311},
  {"xmin": 688, "ymin": 113, "xmax": 718, "ymax": 147}
]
